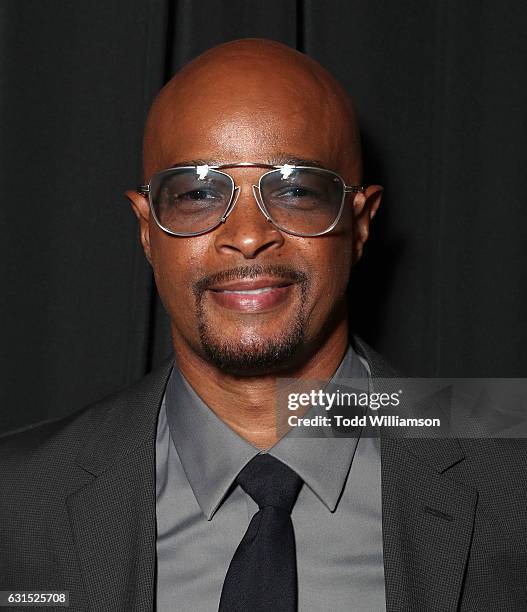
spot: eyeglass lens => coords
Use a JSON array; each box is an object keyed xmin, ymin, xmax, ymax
[
  {"xmin": 150, "ymin": 168, "xmax": 233, "ymax": 235},
  {"xmin": 259, "ymin": 168, "xmax": 344, "ymax": 235},
  {"xmin": 149, "ymin": 167, "xmax": 345, "ymax": 236}
]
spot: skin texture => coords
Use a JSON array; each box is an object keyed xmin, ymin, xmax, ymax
[{"xmin": 126, "ymin": 39, "xmax": 382, "ymax": 448}]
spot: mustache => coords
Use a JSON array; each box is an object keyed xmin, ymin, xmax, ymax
[{"xmin": 193, "ymin": 264, "xmax": 309, "ymax": 297}]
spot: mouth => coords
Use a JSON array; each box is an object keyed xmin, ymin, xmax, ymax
[{"xmin": 207, "ymin": 277, "xmax": 296, "ymax": 312}]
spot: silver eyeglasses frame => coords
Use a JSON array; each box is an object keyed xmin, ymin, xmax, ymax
[{"xmin": 137, "ymin": 162, "xmax": 365, "ymax": 238}]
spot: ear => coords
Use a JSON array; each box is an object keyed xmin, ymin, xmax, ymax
[
  {"xmin": 125, "ymin": 189, "xmax": 153, "ymax": 265},
  {"xmin": 351, "ymin": 184, "xmax": 383, "ymax": 263}
]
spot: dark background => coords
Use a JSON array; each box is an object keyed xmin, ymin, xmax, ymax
[{"xmin": 1, "ymin": 0, "xmax": 526, "ymax": 434}]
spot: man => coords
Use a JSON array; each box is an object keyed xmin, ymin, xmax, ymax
[{"xmin": 0, "ymin": 39, "xmax": 525, "ymax": 612}]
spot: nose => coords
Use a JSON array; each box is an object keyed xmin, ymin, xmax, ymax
[{"xmin": 213, "ymin": 183, "xmax": 285, "ymax": 259}]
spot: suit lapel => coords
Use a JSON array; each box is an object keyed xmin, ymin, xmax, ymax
[
  {"xmin": 66, "ymin": 359, "xmax": 174, "ymax": 612},
  {"xmin": 380, "ymin": 437, "xmax": 477, "ymax": 611},
  {"xmin": 353, "ymin": 336, "xmax": 479, "ymax": 612}
]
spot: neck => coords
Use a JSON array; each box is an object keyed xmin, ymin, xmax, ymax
[{"xmin": 171, "ymin": 319, "xmax": 349, "ymax": 449}]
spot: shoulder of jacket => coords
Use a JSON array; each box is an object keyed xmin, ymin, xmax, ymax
[{"xmin": 0, "ymin": 356, "xmax": 175, "ymax": 468}]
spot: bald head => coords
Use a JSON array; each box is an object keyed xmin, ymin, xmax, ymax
[{"xmin": 143, "ymin": 38, "xmax": 362, "ymax": 182}]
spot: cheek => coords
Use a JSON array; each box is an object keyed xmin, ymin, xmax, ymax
[
  {"xmin": 298, "ymin": 234, "xmax": 353, "ymax": 305},
  {"xmin": 330, "ymin": 215, "xmax": 354, "ymax": 288},
  {"xmin": 149, "ymin": 229, "xmax": 209, "ymax": 310}
]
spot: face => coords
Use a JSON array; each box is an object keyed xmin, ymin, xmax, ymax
[{"xmin": 128, "ymin": 51, "xmax": 381, "ymax": 376}]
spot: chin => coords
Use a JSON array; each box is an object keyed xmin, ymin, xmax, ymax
[{"xmin": 198, "ymin": 326, "xmax": 306, "ymax": 377}]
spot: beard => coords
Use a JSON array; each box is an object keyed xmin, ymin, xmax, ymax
[{"xmin": 193, "ymin": 264, "xmax": 310, "ymax": 376}]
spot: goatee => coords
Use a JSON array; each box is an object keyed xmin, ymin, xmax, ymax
[{"xmin": 193, "ymin": 264, "xmax": 309, "ymax": 376}]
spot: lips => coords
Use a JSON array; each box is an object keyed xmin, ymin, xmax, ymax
[
  {"xmin": 218, "ymin": 286, "xmax": 283, "ymax": 295},
  {"xmin": 207, "ymin": 277, "xmax": 296, "ymax": 312},
  {"xmin": 209, "ymin": 277, "xmax": 293, "ymax": 291}
]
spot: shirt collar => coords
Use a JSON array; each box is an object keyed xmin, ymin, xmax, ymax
[{"xmin": 165, "ymin": 345, "xmax": 369, "ymax": 520}]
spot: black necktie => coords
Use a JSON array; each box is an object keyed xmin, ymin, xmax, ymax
[{"xmin": 219, "ymin": 453, "xmax": 303, "ymax": 612}]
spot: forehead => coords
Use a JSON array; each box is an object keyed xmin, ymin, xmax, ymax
[
  {"xmin": 147, "ymin": 64, "xmax": 343, "ymax": 175},
  {"xmin": 165, "ymin": 108, "xmax": 333, "ymax": 166}
]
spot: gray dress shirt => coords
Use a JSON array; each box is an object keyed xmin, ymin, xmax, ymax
[{"xmin": 155, "ymin": 346, "xmax": 386, "ymax": 611}]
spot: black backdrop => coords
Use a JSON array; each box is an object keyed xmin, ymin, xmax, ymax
[{"xmin": 2, "ymin": 1, "xmax": 526, "ymax": 434}]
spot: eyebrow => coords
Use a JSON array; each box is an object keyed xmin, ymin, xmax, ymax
[
  {"xmin": 169, "ymin": 159, "xmax": 214, "ymax": 168},
  {"xmin": 168, "ymin": 155, "xmax": 327, "ymax": 169}
]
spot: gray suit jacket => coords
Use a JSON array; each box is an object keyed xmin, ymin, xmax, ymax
[{"xmin": 1, "ymin": 337, "xmax": 526, "ymax": 611}]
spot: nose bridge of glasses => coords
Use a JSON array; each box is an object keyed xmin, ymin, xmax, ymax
[
  {"xmin": 252, "ymin": 184, "xmax": 272, "ymax": 221},
  {"xmin": 220, "ymin": 170, "xmax": 272, "ymax": 225},
  {"xmin": 220, "ymin": 185, "xmax": 240, "ymax": 222}
]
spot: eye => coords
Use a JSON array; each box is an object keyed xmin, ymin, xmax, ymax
[
  {"xmin": 179, "ymin": 189, "xmax": 222, "ymax": 201},
  {"xmin": 274, "ymin": 186, "xmax": 320, "ymax": 199},
  {"xmin": 288, "ymin": 187, "xmax": 313, "ymax": 197}
]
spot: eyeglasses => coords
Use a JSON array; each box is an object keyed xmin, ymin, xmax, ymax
[{"xmin": 137, "ymin": 162, "xmax": 365, "ymax": 238}]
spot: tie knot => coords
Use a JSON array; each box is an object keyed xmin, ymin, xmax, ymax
[{"xmin": 236, "ymin": 453, "xmax": 303, "ymax": 512}]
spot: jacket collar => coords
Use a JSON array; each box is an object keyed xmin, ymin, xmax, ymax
[
  {"xmin": 74, "ymin": 337, "xmax": 465, "ymax": 480},
  {"xmin": 352, "ymin": 335, "xmax": 466, "ymax": 473},
  {"xmin": 74, "ymin": 357, "xmax": 174, "ymax": 477}
]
